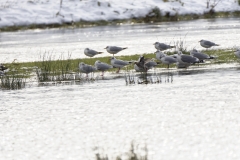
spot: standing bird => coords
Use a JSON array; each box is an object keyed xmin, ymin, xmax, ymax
[
  {"xmin": 110, "ymin": 57, "xmax": 132, "ymax": 73},
  {"xmin": 190, "ymin": 49, "xmax": 214, "ymax": 63},
  {"xmin": 155, "ymin": 50, "xmax": 177, "ymax": 69},
  {"xmin": 79, "ymin": 62, "xmax": 96, "ymax": 77},
  {"xmin": 153, "ymin": 42, "xmax": 175, "ymax": 51},
  {"xmin": 104, "ymin": 46, "xmax": 127, "ymax": 57},
  {"xmin": 94, "ymin": 60, "xmax": 113, "ymax": 76},
  {"xmin": 176, "ymin": 51, "xmax": 199, "ymax": 68},
  {"xmin": 84, "ymin": 48, "xmax": 103, "ymax": 57},
  {"xmin": 134, "ymin": 55, "xmax": 157, "ymax": 72},
  {"xmin": 199, "ymin": 40, "xmax": 219, "ymax": 49},
  {"xmin": 234, "ymin": 49, "xmax": 240, "ymax": 59}
]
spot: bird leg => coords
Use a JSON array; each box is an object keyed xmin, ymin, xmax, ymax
[
  {"xmin": 101, "ymin": 71, "xmax": 104, "ymax": 76},
  {"xmin": 116, "ymin": 68, "xmax": 120, "ymax": 73}
]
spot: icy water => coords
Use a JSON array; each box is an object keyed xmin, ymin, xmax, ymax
[
  {"xmin": 1, "ymin": 64, "xmax": 240, "ymax": 160},
  {"xmin": 1, "ymin": 18, "xmax": 240, "ymax": 160},
  {"xmin": 1, "ymin": 17, "xmax": 240, "ymax": 63}
]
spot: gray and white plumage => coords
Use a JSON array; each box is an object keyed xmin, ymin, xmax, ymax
[
  {"xmin": 79, "ymin": 62, "xmax": 96, "ymax": 77},
  {"xmin": 110, "ymin": 57, "xmax": 131, "ymax": 73},
  {"xmin": 234, "ymin": 49, "xmax": 240, "ymax": 59},
  {"xmin": 94, "ymin": 60, "xmax": 113, "ymax": 76},
  {"xmin": 154, "ymin": 42, "xmax": 175, "ymax": 51},
  {"xmin": 155, "ymin": 50, "xmax": 177, "ymax": 68},
  {"xmin": 84, "ymin": 48, "xmax": 103, "ymax": 57},
  {"xmin": 176, "ymin": 51, "xmax": 199, "ymax": 68},
  {"xmin": 104, "ymin": 46, "xmax": 127, "ymax": 56},
  {"xmin": 190, "ymin": 49, "xmax": 214, "ymax": 62},
  {"xmin": 199, "ymin": 40, "xmax": 219, "ymax": 48}
]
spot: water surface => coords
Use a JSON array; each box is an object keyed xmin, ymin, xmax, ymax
[
  {"xmin": 1, "ymin": 17, "xmax": 240, "ymax": 63},
  {"xmin": 1, "ymin": 64, "xmax": 240, "ymax": 160}
]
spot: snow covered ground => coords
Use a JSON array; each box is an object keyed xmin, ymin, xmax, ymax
[{"xmin": 0, "ymin": 0, "xmax": 240, "ymax": 28}]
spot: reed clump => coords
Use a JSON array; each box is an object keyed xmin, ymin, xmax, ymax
[
  {"xmin": 35, "ymin": 53, "xmax": 79, "ymax": 82},
  {"xmin": 94, "ymin": 142, "xmax": 148, "ymax": 160},
  {"xmin": 0, "ymin": 71, "xmax": 26, "ymax": 90}
]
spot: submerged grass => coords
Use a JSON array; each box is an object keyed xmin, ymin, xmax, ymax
[
  {"xmin": 0, "ymin": 71, "xmax": 26, "ymax": 90},
  {"xmin": 94, "ymin": 142, "xmax": 149, "ymax": 160}
]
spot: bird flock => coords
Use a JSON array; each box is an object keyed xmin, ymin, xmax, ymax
[
  {"xmin": 1, "ymin": 39, "xmax": 239, "ymax": 78},
  {"xmin": 79, "ymin": 39, "xmax": 228, "ymax": 77}
]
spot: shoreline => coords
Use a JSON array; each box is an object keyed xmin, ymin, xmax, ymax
[{"xmin": 1, "ymin": 11, "xmax": 240, "ymax": 32}]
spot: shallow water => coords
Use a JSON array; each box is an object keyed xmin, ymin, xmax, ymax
[
  {"xmin": 1, "ymin": 18, "xmax": 240, "ymax": 159},
  {"xmin": 1, "ymin": 17, "xmax": 240, "ymax": 63},
  {"xmin": 1, "ymin": 63, "xmax": 240, "ymax": 160}
]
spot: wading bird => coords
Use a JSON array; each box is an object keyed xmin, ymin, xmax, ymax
[
  {"xmin": 94, "ymin": 60, "xmax": 113, "ymax": 76},
  {"xmin": 154, "ymin": 42, "xmax": 175, "ymax": 51},
  {"xmin": 79, "ymin": 62, "xmax": 96, "ymax": 77},
  {"xmin": 190, "ymin": 49, "xmax": 214, "ymax": 63},
  {"xmin": 84, "ymin": 48, "xmax": 103, "ymax": 57},
  {"xmin": 199, "ymin": 39, "xmax": 219, "ymax": 49},
  {"xmin": 110, "ymin": 57, "xmax": 132, "ymax": 73},
  {"xmin": 176, "ymin": 51, "xmax": 199, "ymax": 68},
  {"xmin": 155, "ymin": 50, "xmax": 177, "ymax": 69},
  {"xmin": 104, "ymin": 46, "xmax": 127, "ymax": 57}
]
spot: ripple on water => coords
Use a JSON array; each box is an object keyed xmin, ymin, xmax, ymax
[{"xmin": 1, "ymin": 64, "xmax": 240, "ymax": 159}]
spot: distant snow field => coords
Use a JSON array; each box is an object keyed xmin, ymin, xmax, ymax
[{"xmin": 0, "ymin": 0, "xmax": 240, "ymax": 28}]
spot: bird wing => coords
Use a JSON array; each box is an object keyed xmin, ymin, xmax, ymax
[
  {"xmin": 181, "ymin": 55, "xmax": 198, "ymax": 63},
  {"xmin": 204, "ymin": 40, "xmax": 216, "ymax": 46},
  {"xmin": 164, "ymin": 56, "xmax": 178, "ymax": 63},
  {"xmin": 110, "ymin": 46, "xmax": 122, "ymax": 52},
  {"xmin": 114, "ymin": 59, "xmax": 129, "ymax": 66},
  {"xmin": 192, "ymin": 52, "xmax": 210, "ymax": 60},
  {"xmin": 96, "ymin": 62, "xmax": 112, "ymax": 70}
]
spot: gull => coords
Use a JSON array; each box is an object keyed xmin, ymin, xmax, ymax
[
  {"xmin": 79, "ymin": 62, "xmax": 96, "ymax": 77},
  {"xmin": 199, "ymin": 39, "xmax": 219, "ymax": 49},
  {"xmin": 94, "ymin": 60, "xmax": 113, "ymax": 76},
  {"xmin": 234, "ymin": 49, "xmax": 240, "ymax": 59},
  {"xmin": 104, "ymin": 46, "xmax": 127, "ymax": 56},
  {"xmin": 176, "ymin": 51, "xmax": 199, "ymax": 68},
  {"xmin": 134, "ymin": 55, "xmax": 157, "ymax": 72},
  {"xmin": 155, "ymin": 50, "xmax": 177, "ymax": 69},
  {"xmin": 84, "ymin": 48, "xmax": 103, "ymax": 57},
  {"xmin": 190, "ymin": 49, "xmax": 214, "ymax": 63},
  {"xmin": 153, "ymin": 42, "xmax": 175, "ymax": 51},
  {"xmin": 110, "ymin": 57, "xmax": 132, "ymax": 73}
]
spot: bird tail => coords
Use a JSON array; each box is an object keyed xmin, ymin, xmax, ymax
[
  {"xmin": 170, "ymin": 46, "xmax": 176, "ymax": 48},
  {"xmin": 215, "ymin": 44, "xmax": 220, "ymax": 46},
  {"xmin": 98, "ymin": 52, "xmax": 103, "ymax": 54},
  {"xmin": 209, "ymin": 56, "xmax": 215, "ymax": 59},
  {"xmin": 122, "ymin": 47, "xmax": 128, "ymax": 50}
]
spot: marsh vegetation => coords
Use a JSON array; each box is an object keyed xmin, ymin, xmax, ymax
[{"xmin": 0, "ymin": 48, "xmax": 237, "ymax": 90}]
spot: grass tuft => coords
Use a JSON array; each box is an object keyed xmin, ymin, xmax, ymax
[{"xmin": 0, "ymin": 71, "xmax": 26, "ymax": 90}]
